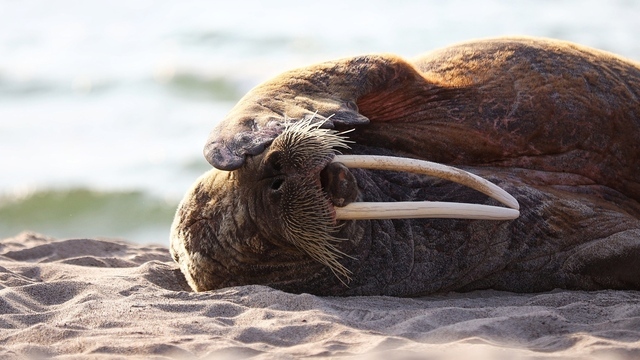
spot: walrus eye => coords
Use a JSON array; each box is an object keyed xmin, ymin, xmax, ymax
[{"xmin": 271, "ymin": 178, "xmax": 285, "ymax": 191}]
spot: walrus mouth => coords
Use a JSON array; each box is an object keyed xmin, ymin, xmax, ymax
[
  {"xmin": 268, "ymin": 117, "xmax": 520, "ymax": 283},
  {"xmin": 276, "ymin": 116, "xmax": 520, "ymax": 222},
  {"xmin": 331, "ymin": 155, "xmax": 520, "ymax": 220}
]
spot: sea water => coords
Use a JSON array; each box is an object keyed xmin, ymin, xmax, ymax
[{"xmin": 1, "ymin": 0, "xmax": 639, "ymax": 244}]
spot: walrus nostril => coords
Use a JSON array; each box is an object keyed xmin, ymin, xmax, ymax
[
  {"xmin": 271, "ymin": 178, "xmax": 285, "ymax": 191},
  {"xmin": 320, "ymin": 162, "xmax": 358, "ymax": 207}
]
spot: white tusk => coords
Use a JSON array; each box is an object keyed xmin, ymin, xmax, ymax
[
  {"xmin": 332, "ymin": 155, "xmax": 519, "ymax": 210},
  {"xmin": 335, "ymin": 201, "xmax": 520, "ymax": 220}
]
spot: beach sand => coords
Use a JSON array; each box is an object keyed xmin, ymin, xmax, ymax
[{"xmin": 1, "ymin": 232, "xmax": 639, "ymax": 359}]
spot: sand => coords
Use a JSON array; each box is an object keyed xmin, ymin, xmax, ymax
[{"xmin": 1, "ymin": 232, "xmax": 639, "ymax": 359}]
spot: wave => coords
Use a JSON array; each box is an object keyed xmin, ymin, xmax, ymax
[
  {"xmin": 160, "ymin": 71, "xmax": 243, "ymax": 101},
  {"xmin": 0, "ymin": 70, "xmax": 245, "ymax": 102},
  {"xmin": 0, "ymin": 74, "xmax": 116, "ymax": 97},
  {"xmin": 178, "ymin": 30, "xmax": 303, "ymax": 52},
  {"xmin": 0, "ymin": 187, "xmax": 178, "ymax": 245}
]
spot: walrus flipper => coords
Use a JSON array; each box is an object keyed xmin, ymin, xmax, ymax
[
  {"xmin": 203, "ymin": 103, "xmax": 371, "ymax": 171},
  {"xmin": 202, "ymin": 54, "xmax": 434, "ymax": 170},
  {"xmin": 203, "ymin": 119, "xmax": 285, "ymax": 171}
]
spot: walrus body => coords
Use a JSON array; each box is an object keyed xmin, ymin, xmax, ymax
[{"xmin": 171, "ymin": 37, "xmax": 640, "ymax": 296}]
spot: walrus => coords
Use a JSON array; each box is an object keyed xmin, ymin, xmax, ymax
[{"xmin": 170, "ymin": 36, "xmax": 640, "ymax": 296}]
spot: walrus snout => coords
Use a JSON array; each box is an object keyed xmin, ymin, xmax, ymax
[{"xmin": 320, "ymin": 162, "xmax": 358, "ymax": 207}]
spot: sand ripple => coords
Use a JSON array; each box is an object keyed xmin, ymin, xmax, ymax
[{"xmin": 1, "ymin": 232, "xmax": 639, "ymax": 359}]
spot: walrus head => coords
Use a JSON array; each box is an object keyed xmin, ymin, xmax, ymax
[
  {"xmin": 171, "ymin": 119, "xmax": 357, "ymax": 290},
  {"xmin": 171, "ymin": 116, "xmax": 519, "ymax": 292}
]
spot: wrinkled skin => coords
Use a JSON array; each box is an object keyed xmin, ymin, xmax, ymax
[{"xmin": 171, "ymin": 37, "xmax": 640, "ymax": 296}]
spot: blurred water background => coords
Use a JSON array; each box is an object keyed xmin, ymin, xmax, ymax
[{"xmin": 1, "ymin": 0, "xmax": 639, "ymax": 245}]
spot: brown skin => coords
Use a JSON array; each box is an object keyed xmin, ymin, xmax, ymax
[{"xmin": 172, "ymin": 37, "xmax": 640, "ymax": 296}]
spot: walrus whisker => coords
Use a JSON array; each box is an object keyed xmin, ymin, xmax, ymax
[
  {"xmin": 332, "ymin": 154, "xmax": 520, "ymax": 212},
  {"xmin": 277, "ymin": 169, "xmax": 354, "ymax": 284},
  {"xmin": 334, "ymin": 202, "xmax": 519, "ymax": 220}
]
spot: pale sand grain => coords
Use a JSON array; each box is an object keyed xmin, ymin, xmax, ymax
[{"xmin": 1, "ymin": 232, "xmax": 638, "ymax": 359}]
